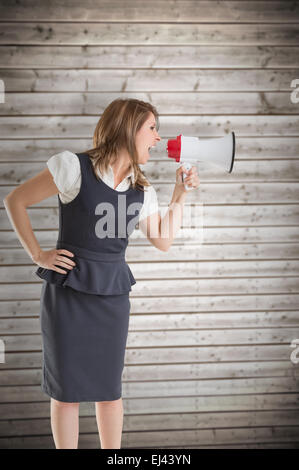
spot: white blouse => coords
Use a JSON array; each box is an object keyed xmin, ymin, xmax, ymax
[{"xmin": 46, "ymin": 150, "xmax": 159, "ymax": 222}]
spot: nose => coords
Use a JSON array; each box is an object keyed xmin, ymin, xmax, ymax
[{"xmin": 155, "ymin": 130, "xmax": 161, "ymax": 141}]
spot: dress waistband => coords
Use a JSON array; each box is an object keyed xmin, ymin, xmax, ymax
[{"xmin": 56, "ymin": 241, "xmax": 126, "ymax": 262}]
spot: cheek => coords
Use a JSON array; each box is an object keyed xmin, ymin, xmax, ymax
[
  {"xmin": 136, "ymin": 137, "xmax": 146, "ymax": 150},
  {"xmin": 135, "ymin": 134, "xmax": 143, "ymax": 148},
  {"xmin": 135, "ymin": 129, "xmax": 149, "ymax": 149}
]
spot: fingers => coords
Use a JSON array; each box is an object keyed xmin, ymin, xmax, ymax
[
  {"xmin": 58, "ymin": 249, "xmax": 74, "ymax": 257},
  {"xmin": 57, "ymin": 250, "xmax": 76, "ymax": 266},
  {"xmin": 55, "ymin": 255, "xmax": 76, "ymax": 268},
  {"xmin": 54, "ymin": 249, "xmax": 76, "ymax": 273},
  {"xmin": 176, "ymin": 165, "xmax": 199, "ymax": 190},
  {"xmin": 53, "ymin": 266, "xmax": 68, "ymax": 275},
  {"xmin": 188, "ymin": 166, "xmax": 197, "ymax": 175},
  {"xmin": 183, "ymin": 166, "xmax": 199, "ymax": 188}
]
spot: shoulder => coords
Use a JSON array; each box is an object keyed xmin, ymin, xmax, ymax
[
  {"xmin": 46, "ymin": 150, "xmax": 81, "ymax": 193},
  {"xmin": 47, "ymin": 150, "xmax": 80, "ymax": 169}
]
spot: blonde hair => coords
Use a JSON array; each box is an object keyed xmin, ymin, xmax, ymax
[{"xmin": 83, "ymin": 98, "xmax": 160, "ymax": 191}]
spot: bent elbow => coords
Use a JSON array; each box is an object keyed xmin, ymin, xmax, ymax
[
  {"xmin": 3, "ymin": 191, "xmax": 16, "ymax": 208},
  {"xmin": 3, "ymin": 194, "xmax": 11, "ymax": 207},
  {"xmin": 3, "ymin": 188, "xmax": 17, "ymax": 203},
  {"xmin": 159, "ymin": 244, "xmax": 170, "ymax": 252}
]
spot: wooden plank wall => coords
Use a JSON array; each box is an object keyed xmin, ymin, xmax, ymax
[{"xmin": 0, "ymin": 0, "xmax": 299, "ymax": 449}]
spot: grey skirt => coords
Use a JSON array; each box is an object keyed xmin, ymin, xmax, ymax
[{"xmin": 39, "ymin": 280, "xmax": 130, "ymax": 402}]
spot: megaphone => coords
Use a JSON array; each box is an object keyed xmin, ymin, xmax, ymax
[{"xmin": 167, "ymin": 132, "xmax": 235, "ymax": 191}]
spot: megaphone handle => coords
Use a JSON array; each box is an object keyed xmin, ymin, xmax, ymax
[{"xmin": 179, "ymin": 162, "xmax": 193, "ymax": 191}]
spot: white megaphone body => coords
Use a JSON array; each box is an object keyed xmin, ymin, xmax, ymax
[{"xmin": 167, "ymin": 132, "xmax": 235, "ymax": 191}]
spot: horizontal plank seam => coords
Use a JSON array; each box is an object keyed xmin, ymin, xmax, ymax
[
  {"xmin": 1, "ymin": 20, "xmax": 299, "ymax": 24},
  {"xmin": 2, "ymin": 44, "xmax": 299, "ymax": 47},
  {"xmin": 3, "ymin": 88, "xmax": 299, "ymax": 93}
]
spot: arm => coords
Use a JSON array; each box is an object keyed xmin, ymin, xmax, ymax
[
  {"xmin": 3, "ymin": 168, "xmax": 76, "ymax": 273},
  {"xmin": 139, "ymin": 165, "xmax": 199, "ymax": 252}
]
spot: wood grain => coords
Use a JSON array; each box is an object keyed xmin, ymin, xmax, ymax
[{"xmin": 0, "ymin": 0, "xmax": 298, "ymax": 449}]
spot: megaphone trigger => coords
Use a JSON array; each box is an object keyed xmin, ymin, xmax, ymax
[{"xmin": 180, "ymin": 161, "xmax": 192, "ymax": 172}]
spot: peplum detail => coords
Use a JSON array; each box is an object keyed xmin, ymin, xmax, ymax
[{"xmin": 35, "ymin": 242, "xmax": 136, "ymax": 295}]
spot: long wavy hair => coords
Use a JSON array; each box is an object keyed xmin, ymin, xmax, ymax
[{"xmin": 83, "ymin": 98, "xmax": 160, "ymax": 192}]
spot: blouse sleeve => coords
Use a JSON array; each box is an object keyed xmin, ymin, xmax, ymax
[
  {"xmin": 138, "ymin": 184, "xmax": 159, "ymax": 222},
  {"xmin": 46, "ymin": 150, "xmax": 81, "ymax": 203}
]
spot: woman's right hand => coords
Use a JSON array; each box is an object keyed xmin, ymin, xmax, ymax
[{"xmin": 35, "ymin": 248, "xmax": 76, "ymax": 274}]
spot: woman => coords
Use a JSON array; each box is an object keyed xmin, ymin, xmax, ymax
[{"xmin": 3, "ymin": 98, "xmax": 199, "ymax": 449}]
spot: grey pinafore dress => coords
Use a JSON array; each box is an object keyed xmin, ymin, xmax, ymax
[{"xmin": 35, "ymin": 152, "xmax": 144, "ymax": 402}]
